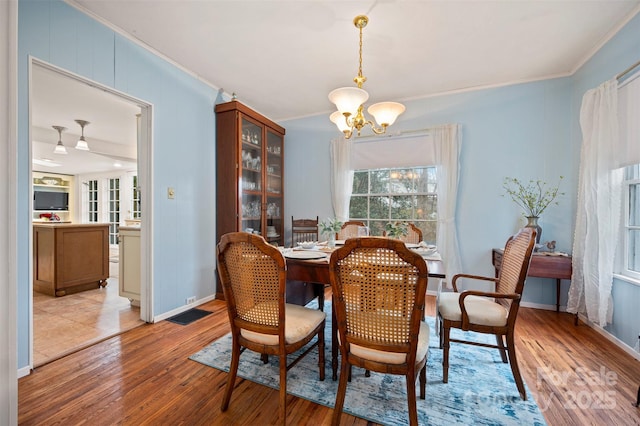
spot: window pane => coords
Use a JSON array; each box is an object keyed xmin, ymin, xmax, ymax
[
  {"xmin": 390, "ymin": 169, "xmax": 413, "ymax": 193},
  {"xmin": 416, "ymin": 195, "xmax": 437, "ymax": 219},
  {"xmin": 349, "ymin": 196, "xmax": 368, "ymax": 219},
  {"xmin": 628, "ymin": 229, "xmax": 640, "ymax": 273},
  {"xmin": 422, "ymin": 221, "xmax": 437, "ymax": 244},
  {"xmin": 370, "ymin": 170, "xmax": 389, "ymax": 194},
  {"xmin": 415, "ymin": 167, "xmax": 437, "ymax": 193},
  {"xmin": 369, "ymin": 196, "xmax": 389, "ymax": 219},
  {"xmin": 369, "ymin": 220, "xmax": 386, "ymax": 237},
  {"xmin": 630, "ymin": 183, "xmax": 639, "ymax": 226},
  {"xmin": 390, "ymin": 195, "xmax": 414, "ymax": 219},
  {"xmin": 352, "ymin": 171, "xmax": 369, "ymax": 194}
]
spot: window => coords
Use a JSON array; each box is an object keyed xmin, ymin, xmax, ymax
[
  {"xmin": 349, "ymin": 166, "xmax": 437, "ymax": 242},
  {"xmin": 623, "ymin": 164, "xmax": 640, "ymax": 279},
  {"xmin": 108, "ymin": 178, "xmax": 120, "ymax": 245},
  {"xmin": 131, "ymin": 175, "xmax": 141, "ymax": 219},
  {"xmin": 87, "ymin": 179, "xmax": 98, "ymax": 222}
]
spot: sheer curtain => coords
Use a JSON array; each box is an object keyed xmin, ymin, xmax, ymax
[
  {"xmin": 433, "ymin": 124, "xmax": 462, "ymax": 286},
  {"xmin": 567, "ymin": 79, "xmax": 623, "ymax": 327},
  {"xmin": 330, "ymin": 137, "xmax": 353, "ymax": 222}
]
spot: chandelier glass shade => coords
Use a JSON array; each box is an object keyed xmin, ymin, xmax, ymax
[
  {"xmin": 328, "ymin": 15, "xmax": 405, "ymax": 139},
  {"xmin": 52, "ymin": 125, "xmax": 67, "ymax": 155}
]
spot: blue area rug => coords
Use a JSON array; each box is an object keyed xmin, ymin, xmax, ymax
[{"xmin": 190, "ymin": 304, "xmax": 546, "ymax": 425}]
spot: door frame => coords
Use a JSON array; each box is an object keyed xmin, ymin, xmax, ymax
[{"xmin": 27, "ymin": 57, "xmax": 154, "ymax": 368}]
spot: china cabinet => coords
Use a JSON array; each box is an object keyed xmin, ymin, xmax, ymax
[{"xmin": 215, "ymin": 100, "xmax": 285, "ymax": 272}]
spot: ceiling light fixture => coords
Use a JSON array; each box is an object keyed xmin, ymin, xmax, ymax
[
  {"xmin": 75, "ymin": 119, "xmax": 90, "ymax": 151},
  {"xmin": 52, "ymin": 125, "xmax": 67, "ymax": 155},
  {"xmin": 328, "ymin": 15, "xmax": 405, "ymax": 139}
]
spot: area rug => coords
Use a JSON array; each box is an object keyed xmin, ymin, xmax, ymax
[
  {"xmin": 166, "ymin": 308, "xmax": 212, "ymax": 325},
  {"xmin": 190, "ymin": 304, "xmax": 546, "ymax": 425}
]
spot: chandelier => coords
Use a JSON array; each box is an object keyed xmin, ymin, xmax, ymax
[{"xmin": 328, "ymin": 15, "xmax": 405, "ymax": 139}]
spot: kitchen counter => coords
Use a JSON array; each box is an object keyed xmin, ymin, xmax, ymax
[{"xmin": 33, "ymin": 223, "xmax": 110, "ymax": 296}]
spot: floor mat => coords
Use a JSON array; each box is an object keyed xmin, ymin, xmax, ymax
[{"xmin": 166, "ymin": 308, "xmax": 212, "ymax": 325}]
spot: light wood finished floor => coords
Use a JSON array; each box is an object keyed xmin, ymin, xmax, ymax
[
  {"xmin": 19, "ymin": 293, "xmax": 640, "ymax": 425},
  {"xmin": 32, "ymin": 260, "xmax": 144, "ymax": 367}
]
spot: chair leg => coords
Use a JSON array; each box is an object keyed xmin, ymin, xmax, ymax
[
  {"xmin": 419, "ymin": 364, "xmax": 426, "ymax": 400},
  {"xmin": 279, "ymin": 353, "xmax": 288, "ymax": 424},
  {"xmin": 496, "ymin": 334, "xmax": 508, "ymax": 363},
  {"xmin": 221, "ymin": 338, "xmax": 241, "ymax": 411},
  {"xmin": 260, "ymin": 353, "xmax": 269, "ymax": 364},
  {"xmin": 506, "ymin": 332, "xmax": 527, "ymax": 401},
  {"xmin": 405, "ymin": 372, "xmax": 419, "ymax": 426},
  {"xmin": 318, "ymin": 327, "xmax": 325, "ymax": 381},
  {"xmin": 332, "ymin": 356, "xmax": 350, "ymax": 426},
  {"xmin": 442, "ymin": 323, "xmax": 451, "ymax": 383},
  {"xmin": 439, "ymin": 316, "xmax": 444, "ymax": 349}
]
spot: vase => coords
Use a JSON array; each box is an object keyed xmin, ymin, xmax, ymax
[
  {"xmin": 328, "ymin": 233, "xmax": 336, "ymax": 248},
  {"xmin": 525, "ymin": 216, "xmax": 542, "ymax": 244}
]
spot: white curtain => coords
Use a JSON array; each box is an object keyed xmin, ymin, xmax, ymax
[
  {"xmin": 567, "ymin": 79, "xmax": 623, "ymax": 327},
  {"xmin": 433, "ymin": 124, "xmax": 463, "ymax": 286},
  {"xmin": 329, "ymin": 137, "xmax": 353, "ymax": 222}
]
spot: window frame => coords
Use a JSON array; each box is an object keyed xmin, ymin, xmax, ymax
[{"xmin": 621, "ymin": 166, "xmax": 640, "ymax": 281}]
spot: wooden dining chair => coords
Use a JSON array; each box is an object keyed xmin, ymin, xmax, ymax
[
  {"xmin": 329, "ymin": 237, "xmax": 430, "ymax": 426},
  {"xmin": 383, "ymin": 222, "xmax": 423, "ymax": 244},
  {"xmin": 291, "ymin": 216, "xmax": 319, "ymax": 247},
  {"xmin": 438, "ymin": 227, "xmax": 536, "ymax": 400},
  {"xmin": 336, "ymin": 220, "xmax": 367, "ymax": 240},
  {"xmin": 217, "ymin": 232, "xmax": 326, "ymax": 425}
]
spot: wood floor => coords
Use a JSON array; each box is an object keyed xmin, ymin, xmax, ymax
[{"xmin": 18, "ymin": 293, "xmax": 640, "ymax": 425}]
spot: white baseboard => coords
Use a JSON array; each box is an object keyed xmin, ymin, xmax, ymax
[
  {"xmin": 153, "ymin": 294, "xmax": 217, "ymax": 323},
  {"xmin": 521, "ymin": 301, "xmax": 562, "ymax": 311},
  {"xmin": 576, "ymin": 314, "xmax": 640, "ymax": 361},
  {"xmin": 18, "ymin": 366, "xmax": 31, "ymax": 379}
]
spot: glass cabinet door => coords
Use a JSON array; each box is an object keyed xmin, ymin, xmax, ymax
[
  {"xmin": 265, "ymin": 129, "xmax": 283, "ymax": 245},
  {"xmin": 240, "ymin": 118, "xmax": 263, "ymax": 235}
]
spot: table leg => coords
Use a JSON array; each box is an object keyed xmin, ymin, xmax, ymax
[{"xmin": 556, "ymin": 278, "xmax": 561, "ymax": 313}]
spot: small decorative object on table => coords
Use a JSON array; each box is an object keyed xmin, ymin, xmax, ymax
[
  {"xmin": 502, "ymin": 176, "xmax": 564, "ymax": 244},
  {"xmin": 385, "ymin": 221, "xmax": 408, "ymax": 239},
  {"xmin": 319, "ymin": 217, "xmax": 343, "ymax": 248}
]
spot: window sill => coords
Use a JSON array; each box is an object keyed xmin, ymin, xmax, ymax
[{"xmin": 612, "ymin": 273, "xmax": 640, "ymax": 287}]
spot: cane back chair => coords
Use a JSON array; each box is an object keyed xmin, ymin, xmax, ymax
[
  {"xmin": 329, "ymin": 237, "xmax": 430, "ymax": 426},
  {"xmin": 217, "ymin": 232, "xmax": 326, "ymax": 424},
  {"xmin": 437, "ymin": 227, "xmax": 536, "ymax": 400}
]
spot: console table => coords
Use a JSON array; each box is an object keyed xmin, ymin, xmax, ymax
[{"xmin": 492, "ymin": 248, "xmax": 572, "ymax": 312}]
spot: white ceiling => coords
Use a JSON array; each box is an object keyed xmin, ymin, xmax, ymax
[
  {"xmin": 69, "ymin": 0, "xmax": 640, "ymax": 122},
  {"xmin": 31, "ymin": 63, "xmax": 140, "ymax": 175}
]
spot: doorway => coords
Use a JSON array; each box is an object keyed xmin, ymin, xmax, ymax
[{"xmin": 29, "ymin": 59, "xmax": 153, "ymax": 367}]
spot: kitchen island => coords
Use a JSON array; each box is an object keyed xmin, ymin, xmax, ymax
[{"xmin": 33, "ymin": 223, "xmax": 110, "ymax": 296}]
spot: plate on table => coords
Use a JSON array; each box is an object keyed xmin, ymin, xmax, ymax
[
  {"xmin": 334, "ymin": 240, "xmax": 345, "ymax": 246},
  {"xmin": 284, "ymin": 250, "xmax": 327, "ymax": 260},
  {"xmin": 404, "ymin": 243, "xmax": 420, "ymax": 249}
]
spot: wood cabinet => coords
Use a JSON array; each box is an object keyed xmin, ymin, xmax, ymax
[
  {"xmin": 215, "ymin": 101, "xmax": 285, "ymax": 299},
  {"xmin": 33, "ymin": 223, "xmax": 109, "ymax": 296},
  {"xmin": 119, "ymin": 226, "xmax": 141, "ymax": 305}
]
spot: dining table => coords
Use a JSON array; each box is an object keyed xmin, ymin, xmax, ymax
[{"xmin": 284, "ymin": 245, "xmax": 445, "ymax": 381}]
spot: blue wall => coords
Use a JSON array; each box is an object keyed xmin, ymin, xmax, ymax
[
  {"xmin": 283, "ymin": 13, "xmax": 640, "ymax": 350},
  {"xmin": 17, "ymin": 0, "xmax": 219, "ymax": 369}
]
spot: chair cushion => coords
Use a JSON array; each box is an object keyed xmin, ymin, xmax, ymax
[
  {"xmin": 438, "ymin": 292, "xmax": 508, "ymax": 327},
  {"xmin": 349, "ymin": 321, "xmax": 430, "ymax": 365},
  {"xmin": 241, "ymin": 303, "xmax": 325, "ymax": 346}
]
